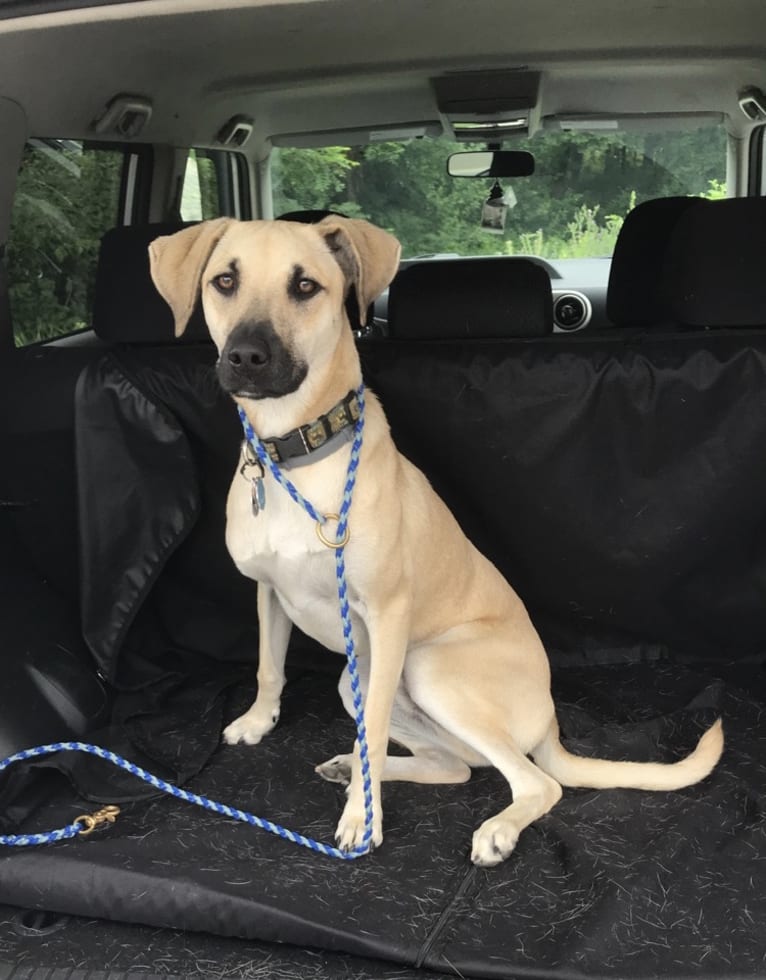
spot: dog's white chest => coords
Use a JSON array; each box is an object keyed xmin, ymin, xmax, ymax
[{"xmin": 225, "ymin": 460, "xmax": 366, "ymax": 654}]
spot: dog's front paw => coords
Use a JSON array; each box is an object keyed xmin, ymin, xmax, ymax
[
  {"xmin": 315, "ymin": 754, "xmax": 353, "ymax": 786},
  {"xmin": 334, "ymin": 800, "xmax": 383, "ymax": 854},
  {"xmin": 470, "ymin": 815, "xmax": 520, "ymax": 867},
  {"xmin": 222, "ymin": 705, "xmax": 280, "ymax": 745}
]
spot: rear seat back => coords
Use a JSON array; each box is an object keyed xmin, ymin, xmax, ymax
[
  {"xmin": 387, "ymin": 257, "xmax": 553, "ymax": 339},
  {"xmin": 74, "ymin": 206, "xmax": 766, "ymax": 683},
  {"xmin": 360, "ymin": 325, "xmax": 766, "ymax": 663}
]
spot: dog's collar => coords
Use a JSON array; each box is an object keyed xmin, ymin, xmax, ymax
[{"xmin": 258, "ymin": 390, "xmax": 361, "ymax": 466}]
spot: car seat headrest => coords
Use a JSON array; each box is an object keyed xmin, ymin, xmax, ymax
[
  {"xmin": 93, "ymin": 222, "xmax": 209, "ymax": 343},
  {"xmin": 277, "ymin": 209, "xmax": 347, "ymax": 224},
  {"xmin": 664, "ymin": 197, "xmax": 766, "ymax": 328},
  {"xmin": 606, "ymin": 196, "xmax": 707, "ymax": 327},
  {"xmin": 387, "ymin": 257, "xmax": 553, "ymax": 339}
]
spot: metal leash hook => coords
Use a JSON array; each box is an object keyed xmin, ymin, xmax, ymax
[{"xmin": 75, "ymin": 805, "xmax": 120, "ymax": 837}]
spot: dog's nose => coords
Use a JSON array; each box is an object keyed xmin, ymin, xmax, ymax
[{"xmin": 227, "ymin": 338, "xmax": 271, "ymax": 369}]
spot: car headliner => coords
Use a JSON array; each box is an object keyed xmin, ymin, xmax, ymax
[{"xmin": 0, "ymin": 0, "xmax": 763, "ymax": 154}]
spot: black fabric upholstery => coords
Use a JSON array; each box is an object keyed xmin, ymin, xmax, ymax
[
  {"xmin": 387, "ymin": 257, "xmax": 553, "ymax": 338},
  {"xmin": 92, "ymin": 222, "xmax": 209, "ymax": 343},
  {"xmin": 666, "ymin": 196, "xmax": 766, "ymax": 327},
  {"xmin": 606, "ymin": 196, "xmax": 707, "ymax": 327}
]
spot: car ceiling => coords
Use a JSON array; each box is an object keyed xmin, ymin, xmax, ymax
[{"xmin": 1, "ymin": 0, "xmax": 766, "ymax": 153}]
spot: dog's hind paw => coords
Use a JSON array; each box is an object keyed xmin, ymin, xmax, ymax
[
  {"xmin": 470, "ymin": 816, "xmax": 520, "ymax": 867},
  {"xmin": 222, "ymin": 705, "xmax": 279, "ymax": 746},
  {"xmin": 315, "ymin": 754, "xmax": 353, "ymax": 785}
]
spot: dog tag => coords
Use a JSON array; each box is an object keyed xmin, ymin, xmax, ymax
[
  {"xmin": 251, "ymin": 476, "xmax": 266, "ymax": 516},
  {"xmin": 240, "ymin": 444, "xmax": 266, "ymax": 518}
]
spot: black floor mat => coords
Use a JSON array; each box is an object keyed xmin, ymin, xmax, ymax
[
  {"xmin": 0, "ymin": 902, "xmax": 448, "ymax": 980},
  {"xmin": 0, "ymin": 662, "xmax": 764, "ymax": 980}
]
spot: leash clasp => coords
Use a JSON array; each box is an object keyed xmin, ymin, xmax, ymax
[
  {"xmin": 316, "ymin": 513, "xmax": 350, "ymax": 549},
  {"xmin": 75, "ymin": 805, "xmax": 121, "ymax": 837}
]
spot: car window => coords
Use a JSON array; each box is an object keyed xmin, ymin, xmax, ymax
[
  {"xmin": 7, "ymin": 142, "xmax": 231, "ymax": 347},
  {"xmin": 7, "ymin": 139, "xmax": 126, "ymax": 347},
  {"xmin": 180, "ymin": 148, "xmax": 223, "ymax": 221},
  {"xmin": 270, "ymin": 126, "xmax": 727, "ymax": 260}
]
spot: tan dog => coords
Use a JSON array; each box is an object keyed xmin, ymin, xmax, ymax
[{"xmin": 149, "ymin": 216, "xmax": 723, "ymax": 865}]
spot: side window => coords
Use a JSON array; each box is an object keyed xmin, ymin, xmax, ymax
[
  {"xmin": 7, "ymin": 139, "xmax": 127, "ymax": 347},
  {"xmin": 180, "ymin": 148, "xmax": 223, "ymax": 220}
]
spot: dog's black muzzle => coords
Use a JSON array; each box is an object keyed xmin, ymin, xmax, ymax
[{"xmin": 218, "ymin": 320, "xmax": 308, "ymax": 400}]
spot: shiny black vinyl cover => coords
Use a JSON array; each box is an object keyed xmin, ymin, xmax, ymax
[
  {"xmin": 362, "ymin": 334, "xmax": 766, "ymax": 662},
  {"xmin": 78, "ymin": 334, "xmax": 766, "ymax": 675}
]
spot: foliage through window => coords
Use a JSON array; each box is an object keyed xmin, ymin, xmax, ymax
[
  {"xmin": 180, "ymin": 149, "xmax": 222, "ymax": 221},
  {"xmin": 8, "ymin": 139, "xmax": 125, "ymax": 346},
  {"xmin": 270, "ymin": 127, "xmax": 727, "ymax": 260}
]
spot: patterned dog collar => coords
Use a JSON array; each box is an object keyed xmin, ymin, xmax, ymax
[{"xmin": 260, "ymin": 390, "xmax": 361, "ymax": 465}]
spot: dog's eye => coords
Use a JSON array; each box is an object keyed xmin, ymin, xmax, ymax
[
  {"xmin": 288, "ymin": 267, "xmax": 323, "ymax": 302},
  {"xmin": 213, "ymin": 272, "xmax": 237, "ymax": 294}
]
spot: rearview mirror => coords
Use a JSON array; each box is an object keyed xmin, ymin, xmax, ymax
[{"xmin": 447, "ymin": 150, "xmax": 535, "ymax": 178}]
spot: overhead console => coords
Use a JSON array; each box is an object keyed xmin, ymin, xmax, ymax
[{"xmin": 432, "ymin": 69, "xmax": 542, "ymax": 141}]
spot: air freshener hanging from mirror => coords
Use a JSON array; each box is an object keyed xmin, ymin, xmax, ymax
[{"xmin": 480, "ymin": 180, "xmax": 516, "ymax": 234}]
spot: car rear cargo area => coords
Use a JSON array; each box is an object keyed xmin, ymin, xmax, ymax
[{"xmin": 1, "ymin": 329, "xmax": 765, "ymax": 979}]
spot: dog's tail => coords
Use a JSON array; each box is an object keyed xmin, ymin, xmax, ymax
[{"xmin": 532, "ymin": 718, "xmax": 723, "ymax": 791}]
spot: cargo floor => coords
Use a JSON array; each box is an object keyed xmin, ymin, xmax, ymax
[{"xmin": 1, "ymin": 659, "xmax": 764, "ymax": 980}]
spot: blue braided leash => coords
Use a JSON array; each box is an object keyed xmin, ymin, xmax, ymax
[{"xmin": 0, "ymin": 384, "xmax": 373, "ymax": 860}]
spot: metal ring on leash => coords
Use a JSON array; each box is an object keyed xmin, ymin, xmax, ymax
[{"xmin": 316, "ymin": 513, "xmax": 350, "ymax": 548}]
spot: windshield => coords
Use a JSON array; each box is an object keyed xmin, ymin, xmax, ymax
[{"xmin": 270, "ymin": 126, "xmax": 726, "ymax": 261}]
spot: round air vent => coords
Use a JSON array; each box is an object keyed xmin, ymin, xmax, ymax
[{"xmin": 553, "ymin": 292, "xmax": 591, "ymax": 331}]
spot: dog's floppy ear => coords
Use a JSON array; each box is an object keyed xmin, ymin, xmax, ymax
[
  {"xmin": 318, "ymin": 217, "xmax": 401, "ymax": 326},
  {"xmin": 149, "ymin": 218, "xmax": 234, "ymax": 337}
]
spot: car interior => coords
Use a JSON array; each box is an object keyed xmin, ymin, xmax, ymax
[{"xmin": 1, "ymin": 2, "xmax": 766, "ymax": 978}]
